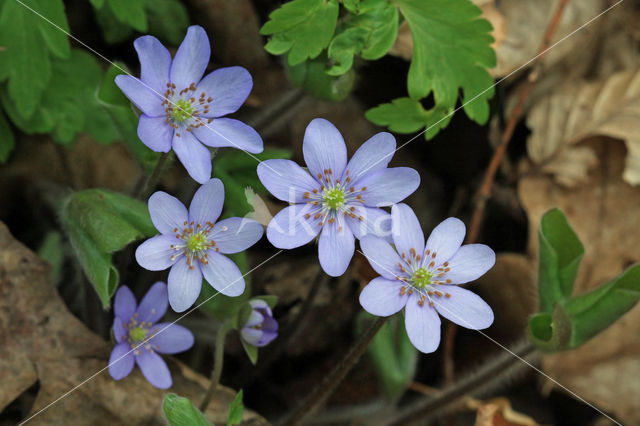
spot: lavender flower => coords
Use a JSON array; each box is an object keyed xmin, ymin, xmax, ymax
[
  {"xmin": 240, "ymin": 299, "xmax": 278, "ymax": 347},
  {"xmin": 135, "ymin": 178, "xmax": 263, "ymax": 312},
  {"xmin": 108, "ymin": 282, "xmax": 194, "ymax": 389},
  {"xmin": 257, "ymin": 118, "xmax": 420, "ymax": 276},
  {"xmin": 115, "ymin": 25, "xmax": 263, "ymax": 183},
  {"xmin": 359, "ymin": 204, "xmax": 495, "ymax": 353}
]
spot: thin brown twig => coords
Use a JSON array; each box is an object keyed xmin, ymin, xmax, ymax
[{"xmin": 467, "ymin": 0, "xmax": 572, "ymax": 244}]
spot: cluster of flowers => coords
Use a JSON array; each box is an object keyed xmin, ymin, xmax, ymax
[{"xmin": 109, "ymin": 25, "xmax": 495, "ymax": 389}]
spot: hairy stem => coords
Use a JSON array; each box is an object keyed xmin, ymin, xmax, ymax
[
  {"xmin": 200, "ymin": 321, "xmax": 232, "ymax": 412},
  {"xmin": 383, "ymin": 340, "xmax": 537, "ymax": 425},
  {"xmin": 134, "ymin": 152, "xmax": 170, "ymax": 200},
  {"xmin": 281, "ymin": 316, "xmax": 387, "ymax": 426}
]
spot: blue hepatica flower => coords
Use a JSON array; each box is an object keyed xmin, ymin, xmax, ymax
[
  {"xmin": 359, "ymin": 204, "xmax": 495, "ymax": 353},
  {"xmin": 135, "ymin": 178, "xmax": 263, "ymax": 312},
  {"xmin": 115, "ymin": 25, "xmax": 263, "ymax": 183},
  {"xmin": 257, "ymin": 118, "xmax": 420, "ymax": 277},
  {"xmin": 241, "ymin": 299, "xmax": 278, "ymax": 347},
  {"xmin": 109, "ymin": 282, "xmax": 194, "ymax": 389}
]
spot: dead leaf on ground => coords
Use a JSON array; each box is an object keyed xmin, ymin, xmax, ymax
[
  {"xmin": 518, "ymin": 139, "xmax": 640, "ymax": 425},
  {"xmin": 491, "ymin": 0, "xmax": 605, "ymax": 78},
  {"xmin": 468, "ymin": 397, "xmax": 539, "ymax": 426},
  {"xmin": 0, "ymin": 222, "xmax": 266, "ymax": 425},
  {"xmin": 526, "ymin": 68, "xmax": 640, "ymax": 186}
]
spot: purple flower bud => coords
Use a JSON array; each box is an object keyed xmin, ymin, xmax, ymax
[
  {"xmin": 108, "ymin": 282, "xmax": 194, "ymax": 389},
  {"xmin": 240, "ymin": 300, "xmax": 278, "ymax": 347}
]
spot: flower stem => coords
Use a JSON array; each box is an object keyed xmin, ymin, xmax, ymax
[
  {"xmin": 134, "ymin": 152, "xmax": 170, "ymax": 200},
  {"xmin": 200, "ymin": 321, "xmax": 232, "ymax": 412},
  {"xmin": 281, "ymin": 316, "xmax": 387, "ymax": 426}
]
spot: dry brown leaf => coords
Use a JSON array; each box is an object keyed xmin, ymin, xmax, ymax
[
  {"xmin": 468, "ymin": 397, "xmax": 539, "ymax": 426},
  {"xmin": 0, "ymin": 222, "xmax": 266, "ymax": 425},
  {"xmin": 527, "ymin": 68, "xmax": 640, "ymax": 186},
  {"xmin": 518, "ymin": 139, "xmax": 640, "ymax": 425},
  {"xmin": 491, "ymin": 0, "xmax": 605, "ymax": 78}
]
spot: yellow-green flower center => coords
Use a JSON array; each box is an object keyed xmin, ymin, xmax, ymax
[
  {"xmin": 171, "ymin": 99, "xmax": 195, "ymax": 123},
  {"xmin": 129, "ymin": 326, "xmax": 148, "ymax": 342},
  {"xmin": 412, "ymin": 267, "xmax": 433, "ymax": 288},
  {"xmin": 187, "ymin": 233, "xmax": 207, "ymax": 253},
  {"xmin": 324, "ymin": 187, "xmax": 346, "ymax": 210}
]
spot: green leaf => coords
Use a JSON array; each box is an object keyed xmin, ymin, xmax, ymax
[
  {"xmin": 358, "ymin": 312, "xmax": 416, "ymax": 399},
  {"xmin": 63, "ymin": 210, "xmax": 119, "ymax": 308},
  {"xmin": 0, "ymin": 0, "xmax": 52, "ymax": 118},
  {"xmin": 235, "ymin": 302, "xmax": 254, "ymax": 330},
  {"xmin": 162, "ymin": 394, "xmax": 211, "ymax": 426},
  {"xmin": 564, "ymin": 264, "xmax": 640, "ymax": 348},
  {"xmin": 227, "ymin": 390, "xmax": 244, "ymax": 426},
  {"xmin": 62, "ymin": 189, "xmax": 155, "ymax": 307},
  {"xmin": 288, "ymin": 55, "xmax": 356, "ymax": 101},
  {"xmin": 96, "ymin": 3, "xmax": 134, "ymax": 44},
  {"xmin": 38, "ymin": 231, "xmax": 64, "ymax": 284},
  {"xmin": 327, "ymin": 0, "xmax": 398, "ymax": 76},
  {"xmin": 0, "ymin": 109, "xmax": 15, "ymax": 163},
  {"xmin": 241, "ymin": 338, "xmax": 258, "ymax": 365},
  {"xmin": 393, "ymin": 0, "xmax": 496, "ymax": 123},
  {"xmin": 108, "ymin": 0, "xmax": 147, "ymax": 32},
  {"xmin": 261, "ymin": 0, "xmax": 339, "ymax": 65},
  {"xmin": 89, "ymin": 0, "xmax": 106, "ymax": 8},
  {"xmin": 365, "ymin": 98, "xmax": 453, "ymax": 139},
  {"xmin": 342, "ymin": 0, "xmax": 361, "ymax": 13},
  {"xmin": 98, "ymin": 63, "xmax": 131, "ymax": 107},
  {"xmin": 538, "ymin": 208, "xmax": 584, "ymax": 312},
  {"xmin": 145, "ymin": 0, "xmax": 189, "ymax": 45},
  {"xmin": 34, "ymin": 0, "xmax": 70, "ymax": 59}
]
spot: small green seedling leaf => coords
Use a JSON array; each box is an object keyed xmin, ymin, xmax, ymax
[
  {"xmin": 162, "ymin": 394, "xmax": 211, "ymax": 426},
  {"xmin": 227, "ymin": 390, "xmax": 244, "ymax": 426}
]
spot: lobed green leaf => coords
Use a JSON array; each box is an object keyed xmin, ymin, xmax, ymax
[
  {"xmin": 366, "ymin": 97, "xmax": 453, "ymax": 139},
  {"xmin": 162, "ymin": 394, "xmax": 211, "ymax": 426}
]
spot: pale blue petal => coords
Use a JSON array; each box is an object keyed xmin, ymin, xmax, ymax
[
  {"xmin": 208, "ymin": 217, "xmax": 263, "ymax": 254},
  {"xmin": 303, "ymin": 118, "xmax": 347, "ymax": 181},
  {"xmin": 359, "ymin": 236, "xmax": 404, "ymax": 280},
  {"xmin": 113, "ymin": 317, "xmax": 127, "ymax": 343},
  {"xmin": 257, "ymin": 159, "xmax": 321, "ymax": 203},
  {"xmin": 167, "ymin": 257, "xmax": 203, "ymax": 312},
  {"xmin": 266, "ymin": 204, "xmax": 322, "ymax": 249},
  {"xmin": 189, "ymin": 178, "xmax": 224, "ymax": 226},
  {"xmin": 193, "ymin": 118, "xmax": 263, "ymax": 153},
  {"xmin": 318, "ymin": 215, "xmax": 354, "ymax": 277},
  {"xmin": 170, "ymin": 25, "xmax": 210, "ymax": 90},
  {"xmin": 344, "ymin": 206, "xmax": 392, "ymax": 241},
  {"xmin": 355, "ymin": 167, "xmax": 420, "ymax": 207},
  {"xmin": 425, "ymin": 217, "xmax": 466, "ymax": 267},
  {"xmin": 342, "ymin": 132, "xmax": 395, "ymax": 183},
  {"xmin": 201, "ymin": 252, "xmax": 245, "ymax": 297},
  {"xmin": 431, "ymin": 285, "xmax": 494, "ymax": 330},
  {"xmin": 172, "ymin": 130, "xmax": 212, "ymax": 184},
  {"xmin": 391, "ymin": 203, "xmax": 425, "ymax": 261},
  {"xmin": 114, "ymin": 75, "xmax": 164, "ymax": 116},
  {"xmin": 136, "ymin": 281, "xmax": 168, "ymax": 323},
  {"xmin": 135, "ymin": 350, "xmax": 172, "ymax": 389},
  {"xmin": 359, "ymin": 277, "xmax": 408, "ymax": 316},
  {"xmin": 404, "ymin": 293, "xmax": 441, "ymax": 353},
  {"xmin": 108, "ymin": 342, "xmax": 134, "ymax": 380},
  {"xmin": 197, "ymin": 66, "xmax": 252, "ymax": 117},
  {"xmin": 148, "ymin": 191, "xmax": 188, "ymax": 234},
  {"xmin": 134, "ymin": 35, "xmax": 171, "ymax": 94},
  {"xmin": 149, "ymin": 322, "xmax": 195, "ymax": 354},
  {"xmin": 135, "ymin": 235, "xmax": 179, "ymax": 271},
  {"xmin": 442, "ymin": 244, "xmax": 496, "ymax": 284},
  {"xmin": 137, "ymin": 115, "xmax": 173, "ymax": 153},
  {"xmin": 114, "ymin": 285, "xmax": 136, "ymax": 321}
]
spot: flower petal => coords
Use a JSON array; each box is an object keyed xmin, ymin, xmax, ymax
[
  {"xmin": 189, "ymin": 178, "xmax": 224, "ymax": 226},
  {"xmin": 133, "ymin": 35, "xmax": 171, "ymax": 94},
  {"xmin": 136, "ymin": 281, "xmax": 168, "ymax": 323},
  {"xmin": 356, "ymin": 167, "xmax": 420, "ymax": 207},
  {"xmin": 245, "ymin": 310, "xmax": 264, "ymax": 327},
  {"xmin": 266, "ymin": 204, "xmax": 322, "ymax": 249},
  {"xmin": 318, "ymin": 215, "xmax": 354, "ymax": 277},
  {"xmin": 135, "ymin": 235, "xmax": 179, "ymax": 271},
  {"xmin": 172, "ymin": 131, "xmax": 212, "ymax": 184},
  {"xmin": 241, "ymin": 328, "xmax": 263, "ymax": 346},
  {"xmin": 197, "ymin": 66, "xmax": 252, "ymax": 117},
  {"xmin": 359, "ymin": 236, "xmax": 404, "ymax": 280},
  {"xmin": 201, "ymin": 252, "xmax": 245, "ymax": 297},
  {"xmin": 391, "ymin": 203, "xmax": 425, "ymax": 260},
  {"xmin": 150, "ymin": 322, "xmax": 195, "ymax": 354},
  {"xmin": 431, "ymin": 285, "xmax": 494, "ymax": 330},
  {"xmin": 114, "ymin": 285, "xmax": 136, "ymax": 321},
  {"xmin": 113, "ymin": 317, "xmax": 127, "ymax": 343},
  {"xmin": 303, "ymin": 118, "xmax": 347, "ymax": 180},
  {"xmin": 137, "ymin": 115, "xmax": 173, "ymax": 153},
  {"xmin": 170, "ymin": 25, "xmax": 210, "ymax": 90},
  {"xmin": 425, "ymin": 217, "xmax": 466, "ymax": 267},
  {"xmin": 359, "ymin": 277, "xmax": 409, "ymax": 316},
  {"xmin": 343, "ymin": 132, "xmax": 396, "ymax": 183},
  {"xmin": 148, "ymin": 191, "xmax": 188, "ymax": 234},
  {"xmin": 404, "ymin": 293, "xmax": 441, "ymax": 353},
  {"xmin": 443, "ymin": 244, "xmax": 496, "ymax": 284},
  {"xmin": 114, "ymin": 75, "xmax": 164, "ymax": 116},
  {"xmin": 168, "ymin": 257, "xmax": 203, "ymax": 312},
  {"xmin": 136, "ymin": 350, "xmax": 172, "ymax": 389},
  {"xmin": 345, "ymin": 206, "xmax": 392, "ymax": 241},
  {"xmin": 257, "ymin": 159, "xmax": 321, "ymax": 203},
  {"xmin": 193, "ymin": 118, "xmax": 263, "ymax": 154},
  {"xmin": 108, "ymin": 342, "xmax": 134, "ymax": 380},
  {"xmin": 209, "ymin": 217, "xmax": 263, "ymax": 254},
  {"xmin": 255, "ymin": 330, "xmax": 277, "ymax": 347}
]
